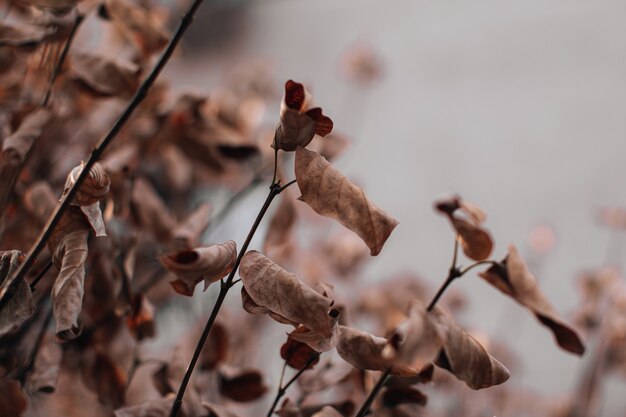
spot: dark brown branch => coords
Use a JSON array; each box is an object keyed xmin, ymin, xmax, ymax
[
  {"xmin": 266, "ymin": 355, "xmax": 319, "ymax": 417},
  {"xmin": 354, "ymin": 368, "xmax": 391, "ymax": 417}
]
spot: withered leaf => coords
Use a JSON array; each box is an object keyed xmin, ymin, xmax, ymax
[
  {"xmin": 1, "ymin": 109, "xmax": 51, "ymax": 164},
  {"xmin": 171, "ymin": 202, "xmax": 212, "ymax": 249},
  {"xmin": 281, "ymin": 326, "xmax": 320, "ymax": 370},
  {"xmin": 0, "ymin": 251, "xmax": 34, "ymax": 337},
  {"xmin": 218, "ymin": 367, "xmax": 267, "ymax": 402},
  {"xmin": 479, "ymin": 245, "xmax": 585, "ymax": 355},
  {"xmin": 0, "ymin": 20, "xmax": 54, "ymax": 48},
  {"xmin": 23, "ymin": 181, "xmax": 57, "ymax": 225},
  {"xmin": 100, "ymin": 0, "xmax": 169, "ymax": 56},
  {"xmin": 26, "ymin": 335, "xmax": 62, "ymax": 394},
  {"xmin": 382, "ymin": 386, "xmax": 427, "ymax": 408},
  {"xmin": 311, "ymin": 406, "xmax": 344, "ymax": 417},
  {"xmin": 131, "ymin": 177, "xmax": 177, "ymax": 241},
  {"xmin": 430, "ymin": 306, "xmax": 510, "ymax": 389},
  {"xmin": 336, "ymin": 325, "xmax": 390, "ymax": 373},
  {"xmin": 114, "ymin": 395, "xmax": 173, "ymax": 417},
  {"xmin": 71, "ymin": 51, "xmax": 140, "ymax": 97},
  {"xmin": 0, "ymin": 378, "xmax": 27, "ymax": 417},
  {"xmin": 263, "ymin": 191, "xmax": 297, "ymax": 262},
  {"xmin": 200, "ymin": 321, "xmax": 229, "ymax": 370},
  {"xmin": 160, "ymin": 241, "xmax": 237, "ymax": 296},
  {"xmin": 382, "ymin": 300, "xmax": 444, "ymax": 376},
  {"xmin": 295, "ymin": 147, "xmax": 398, "ymax": 256},
  {"xmin": 64, "ymin": 162, "xmax": 111, "ymax": 207},
  {"xmin": 126, "ymin": 294, "xmax": 156, "ymax": 340},
  {"xmin": 274, "ymin": 80, "xmax": 333, "ymax": 151},
  {"xmin": 240, "ymin": 251, "xmax": 338, "ymax": 351},
  {"xmin": 435, "ymin": 195, "xmax": 493, "ymax": 261},
  {"xmin": 82, "ymin": 350, "xmax": 126, "ymax": 408}
]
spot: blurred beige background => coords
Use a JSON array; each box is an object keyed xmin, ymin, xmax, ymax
[{"xmin": 155, "ymin": 0, "xmax": 626, "ymax": 414}]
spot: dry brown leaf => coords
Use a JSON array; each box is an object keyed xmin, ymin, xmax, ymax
[
  {"xmin": 171, "ymin": 202, "xmax": 212, "ymax": 249},
  {"xmin": 336, "ymin": 325, "xmax": 390, "ymax": 373},
  {"xmin": 218, "ymin": 367, "xmax": 268, "ymax": 402},
  {"xmin": 311, "ymin": 406, "xmax": 343, "ymax": 417},
  {"xmin": 479, "ymin": 245, "xmax": 585, "ymax": 355},
  {"xmin": 281, "ymin": 326, "xmax": 320, "ymax": 370},
  {"xmin": 295, "ymin": 147, "xmax": 398, "ymax": 256},
  {"xmin": 381, "ymin": 300, "xmax": 444, "ymax": 376},
  {"xmin": 274, "ymin": 80, "xmax": 333, "ymax": 151},
  {"xmin": 15, "ymin": 0, "xmax": 78, "ymax": 12},
  {"xmin": 430, "ymin": 306, "xmax": 510, "ymax": 389},
  {"xmin": 0, "ymin": 20, "xmax": 54, "ymax": 47},
  {"xmin": 0, "ymin": 251, "xmax": 34, "ymax": 337},
  {"xmin": 240, "ymin": 251, "xmax": 339, "ymax": 351},
  {"xmin": 160, "ymin": 241, "xmax": 237, "ymax": 296},
  {"xmin": 114, "ymin": 395, "xmax": 173, "ymax": 417},
  {"xmin": 152, "ymin": 349, "xmax": 205, "ymax": 416},
  {"xmin": 126, "ymin": 294, "xmax": 156, "ymax": 340},
  {"xmin": 263, "ymin": 191, "xmax": 297, "ymax": 262},
  {"xmin": 70, "ymin": 51, "xmax": 140, "ymax": 97},
  {"xmin": 298, "ymin": 357, "xmax": 353, "ymax": 394},
  {"xmin": 100, "ymin": 0, "xmax": 169, "ymax": 56},
  {"xmin": 63, "ymin": 162, "xmax": 110, "ymax": 237},
  {"xmin": 82, "ymin": 350, "xmax": 127, "ymax": 408},
  {"xmin": 130, "ymin": 177, "xmax": 176, "ymax": 241},
  {"xmin": 382, "ymin": 386, "xmax": 428, "ymax": 408},
  {"xmin": 435, "ymin": 195, "xmax": 493, "ymax": 261},
  {"xmin": 0, "ymin": 378, "xmax": 27, "ymax": 417},
  {"xmin": 26, "ymin": 334, "xmax": 62, "ymax": 394},
  {"xmin": 200, "ymin": 321, "xmax": 229, "ymax": 370},
  {"xmin": 1, "ymin": 108, "xmax": 51, "ymax": 165},
  {"xmin": 23, "ymin": 181, "xmax": 57, "ymax": 225}
]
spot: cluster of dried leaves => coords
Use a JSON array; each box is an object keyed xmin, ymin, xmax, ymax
[{"xmin": 0, "ymin": 1, "xmax": 616, "ymax": 416}]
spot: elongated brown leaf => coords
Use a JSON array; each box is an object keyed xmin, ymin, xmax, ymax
[
  {"xmin": 430, "ymin": 306, "xmax": 510, "ymax": 389},
  {"xmin": 0, "ymin": 251, "xmax": 34, "ymax": 337},
  {"xmin": 479, "ymin": 245, "xmax": 585, "ymax": 355},
  {"xmin": 82, "ymin": 350, "xmax": 126, "ymax": 408},
  {"xmin": 435, "ymin": 195, "xmax": 493, "ymax": 261},
  {"xmin": 336, "ymin": 325, "xmax": 391, "ymax": 373},
  {"xmin": 114, "ymin": 395, "xmax": 173, "ymax": 417},
  {"xmin": 218, "ymin": 367, "xmax": 268, "ymax": 402},
  {"xmin": 382, "ymin": 300, "xmax": 443, "ymax": 376},
  {"xmin": 171, "ymin": 202, "xmax": 212, "ymax": 249},
  {"xmin": 295, "ymin": 147, "xmax": 398, "ymax": 256},
  {"xmin": 274, "ymin": 80, "xmax": 333, "ymax": 151},
  {"xmin": 160, "ymin": 241, "xmax": 237, "ymax": 296},
  {"xmin": 240, "ymin": 251, "xmax": 339, "ymax": 351},
  {"xmin": 71, "ymin": 51, "xmax": 140, "ymax": 97},
  {"xmin": 26, "ymin": 335, "xmax": 62, "ymax": 394}
]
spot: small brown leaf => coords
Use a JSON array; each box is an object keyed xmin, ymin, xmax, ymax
[
  {"xmin": 71, "ymin": 51, "xmax": 140, "ymax": 97},
  {"xmin": 218, "ymin": 367, "xmax": 267, "ymax": 402},
  {"xmin": 281, "ymin": 326, "xmax": 320, "ymax": 370},
  {"xmin": 382, "ymin": 386, "xmax": 428, "ymax": 408},
  {"xmin": 435, "ymin": 195, "xmax": 493, "ymax": 261},
  {"xmin": 382, "ymin": 300, "xmax": 444, "ymax": 376},
  {"xmin": 240, "ymin": 251, "xmax": 338, "ymax": 351},
  {"xmin": 274, "ymin": 80, "xmax": 333, "ymax": 151},
  {"xmin": 0, "ymin": 251, "xmax": 34, "ymax": 337},
  {"xmin": 336, "ymin": 325, "xmax": 390, "ymax": 373},
  {"xmin": 430, "ymin": 306, "xmax": 510, "ymax": 389},
  {"xmin": 0, "ymin": 378, "xmax": 27, "ymax": 417},
  {"xmin": 479, "ymin": 245, "xmax": 586, "ymax": 355},
  {"xmin": 295, "ymin": 147, "xmax": 398, "ymax": 256},
  {"xmin": 160, "ymin": 241, "xmax": 237, "ymax": 296}
]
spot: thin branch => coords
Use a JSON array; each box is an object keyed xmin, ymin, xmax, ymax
[
  {"xmin": 354, "ymin": 368, "xmax": 391, "ymax": 417},
  {"xmin": 458, "ymin": 259, "xmax": 497, "ymax": 276},
  {"xmin": 266, "ymin": 355, "xmax": 319, "ymax": 417},
  {"xmin": 29, "ymin": 260, "xmax": 53, "ymax": 291},
  {"xmin": 0, "ymin": 0, "xmax": 212, "ymax": 305},
  {"xmin": 41, "ymin": 12, "xmax": 84, "ymax": 108}
]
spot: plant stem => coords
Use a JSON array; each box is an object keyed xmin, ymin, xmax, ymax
[
  {"xmin": 29, "ymin": 260, "xmax": 53, "ymax": 291},
  {"xmin": 266, "ymin": 355, "xmax": 319, "ymax": 417},
  {"xmin": 0, "ymin": 0, "xmax": 211, "ymax": 305},
  {"xmin": 354, "ymin": 368, "xmax": 391, "ymax": 417},
  {"xmin": 41, "ymin": 12, "xmax": 84, "ymax": 108},
  {"xmin": 169, "ymin": 176, "xmax": 294, "ymax": 417},
  {"xmin": 427, "ymin": 238, "xmax": 461, "ymax": 312}
]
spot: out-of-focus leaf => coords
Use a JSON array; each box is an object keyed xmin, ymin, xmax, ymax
[
  {"xmin": 0, "ymin": 378, "xmax": 27, "ymax": 417},
  {"xmin": 336, "ymin": 325, "xmax": 391, "ymax": 373},
  {"xmin": 435, "ymin": 195, "xmax": 493, "ymax": 261},
  {"xmin": 298, "ymin": 357, "xmax": 353, "ymax": 394},
  {"xmin": 126, "ymin": 294, "xmax": 156, "ymax": 340},
  {"xmin": 204, "ymin": 402, "xmax": 244, "ymax": 417},
  {"xmin": 382, "ymin": 386, "xmax": 427, "ymax": 408},
  {"xmin": 240, "ymin": 251, "xmax": 339, "ymax": 351},
  {"xmin": 276, "ymin": 398, "xmax": 304, "ymax": 417},
  {"xmin": 295, "ymin": 147, "xmax": 398, "ymax": 256},
  {"xmin": 218, "ymin": 367, "xmax": 267, "ymax": 402},
  {"xmin": 479, "ymin": 245, "xmax": 585, "ymax": 355},
  {"xmin": 200, "ymin": 321, "xmax": 229, "ymax": 370},
  {"xmin": 82, "ymin": 350, "xmax": 126, "ymax": 408},
  {"xmin": 263, "ymin": 191, "xmax": 297, "ymax": 262},
  {"xmin": 281, "ymin": 326, "xmax": 320, "ymax": 370},
  {"xmin": 430, "ymin": 306, "xmax": 510, "ymax": 389},
  {"xmin": 0, "ymin": 20, "xmax": 54, "ymax": 47},
  {"xmin": 274, "ymin": 80, "xmax": 333, "ymax": 151},
  {"xmin": 0, "ymin": 251, "xmax": 34, "ymax": 337},
  {"xmin": 307, "ymin": 132, "xmax": 350, "ymax": 162},
  {"xmin": 70, "ymin": 51, "xmax": 140, "ymax": 97},
  {"xmin": 114, "ymin": 395, "xmax": 173, "ymax": 417},
  {"xmin": 23, "ymin": 181, "xmax": 57, "ymax": 225},
  {"xmin": 382, "ymin": 300, "xmax": 443, "ymax": 376},
  {"xmin": 15, "ymin": 0, "xmax": 78, "ymax": 12},
  {"xmin": 171, "ymin": 202, "xmax": 211, "ymax": 249},
  {"xmin": 26, "ymin": 334, "xmax": 62, "ymax": 394},
  {"xmin": 130, "ymin": 177, "xmax": 176, "ymax": 241},
  {"xmin": 311, "ymin": 406, "xmax": 343, "ymax": 417},
  {"xmin": 160, "ymin": 241, "xmax": 237, "ymax": 296}
]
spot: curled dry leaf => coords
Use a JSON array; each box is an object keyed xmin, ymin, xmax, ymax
[
  {"xmin": 0, "ymin": 21, "xmax": 54, "ymax": 47},
  {"xmin": 26, "ymin": 335, "xmax": 62, "ymax": 394},
  {"xmin": 430, "ymin": 306, "xmax": 510, "ymax": 389},
  {"xmin": 295, "ymin": 147, "xmax": 398, "ymax": 256},
  {"xmin": 382, "ymin": 300, "xmax": 444, "ymax": 376},
  {"xmin": 64, "ymin": 162, "xmax": 111, "ymax": 206},
  {"xmin": 240, "ymin": 251, "xmax": 339, "ymax": 351},
  {"xmin": 479, "ymin": 245, "xmax": 586, "ymax": 355},
  {"xmin": 218, "ymin": 367, "xmax": 268, "ymax": 402},
  {"xmin": 159, "ymin": 241, "xmax": 237, "ymax": 296},
  {"xmin": 171, "ymin": 202, "xmax": 212, "ymax": 249},
  {"xmin": 0, "ymin": 251, "xmax": 34, "ymax": 337},
  {"xmin": 274, "ymin": 80, "xmax": 333, "ymax": 151},
  {"xmin": 100, "ymin": 0, "xmax": 169, "ymax": 56},
  {"xmin": 70, "ymin": 51, "xmax": 140, "ymax": 97},
  {"xmin": 0, "ymin": 378, "xmax": 27, "ymax": 417},
  {"xmin": 435, "ymin": 195, "xmax": 493, "ymax": 261},
  {"xmin": 82, "ymin": 350, "xmax": 127, "ymax": 408},
  {"xmin": 311, "ymin": 406, "xmax": 344, "ymax": 417},
  {"xmin": 336, "ymin": 325, "xmax": 390, "ymax": 373},
  {"xmin": 281, "ymin": 326, "xmax": 320, "ymax": 370},
  {"xmin": 114, "ymin": 395, "xmax": 173, "ymax": 417}
]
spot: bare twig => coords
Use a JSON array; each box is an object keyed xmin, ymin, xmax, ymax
[
  {"xmin": 266, "ymin": 355, "xmax": 319, "ymax": 417},
  {"xmin": 354, "ymin": 368, "xmax": 391, "ymax": 417},
  {"xmin": 0, "ymin": 0, "xmax": 213, "ymax": 305}
]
